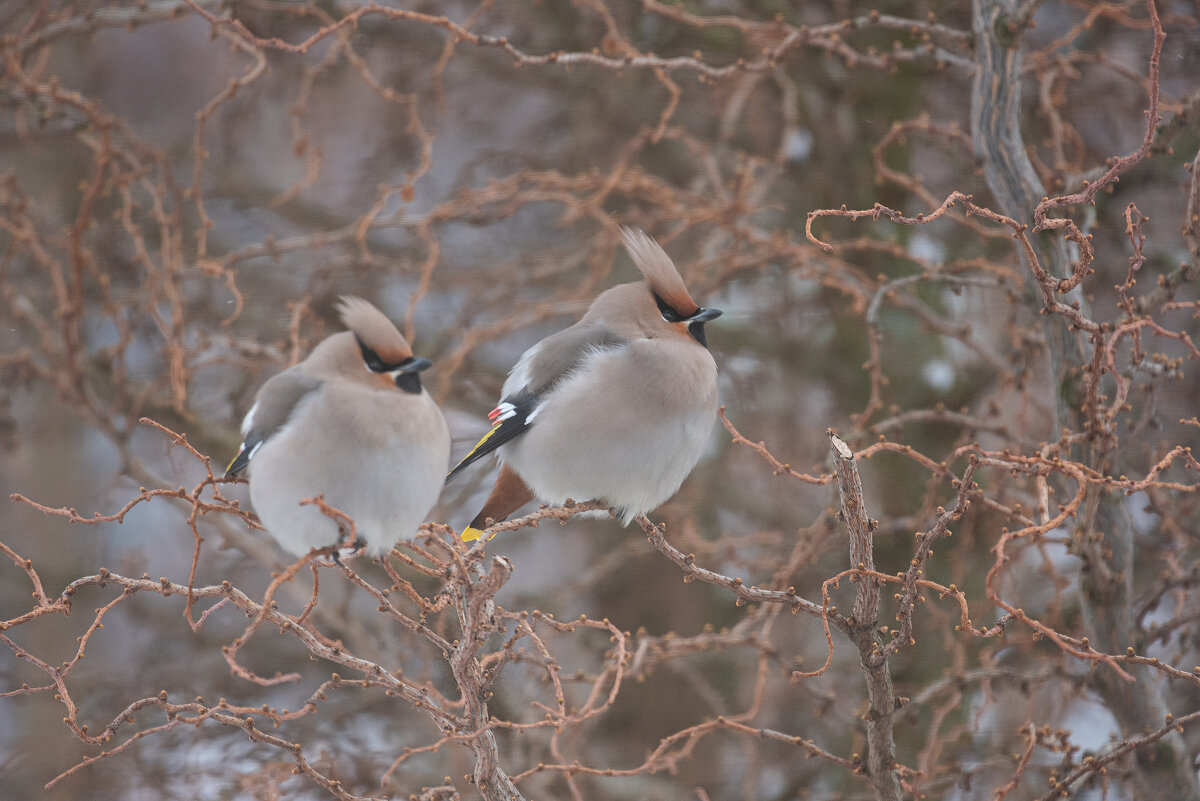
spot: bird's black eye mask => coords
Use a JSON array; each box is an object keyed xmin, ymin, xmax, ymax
[
  {"xmin": 355, "ymin": 336, "xmax": 432, "ymax": 394},
  {"xmin": 653, "ymin": 293, "xmax": 688, "ymax": 324},
  {"xmin": 653, "ymin": 294, "xmax": 721, "ymax": 348},
  {"xmin": 356, "ymin": 337, "xmax": 395, "ymax": 373}
]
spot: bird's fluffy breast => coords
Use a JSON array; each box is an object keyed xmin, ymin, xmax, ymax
[{"xmin": 499, "ymin": 338, "xmax": 717, "ymax": 521}]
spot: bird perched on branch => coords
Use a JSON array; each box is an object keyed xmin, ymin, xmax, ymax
[
  {"xmin": 226, "ymin": 297, "xmax": 450, "ymax": 558},
  {"xmin": 447, "ymin": 227, "xmax": 721, "ymax": 541}
]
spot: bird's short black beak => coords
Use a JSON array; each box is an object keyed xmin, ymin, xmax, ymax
[
  {"xmin": 392, "ymin": 356, "xmax": 432, "ymax": 394},
  {"xmin": 399, "ymin": 356, "xmax": 433, "ymax": 374},
  {"xmin": 687, "ymin": 307, "xmax": 722, "ymax": 348}
]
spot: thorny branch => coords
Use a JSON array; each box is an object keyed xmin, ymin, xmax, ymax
[{"xmin": 830, "ymin": 432, "xmax": 901, "ymax": 801}]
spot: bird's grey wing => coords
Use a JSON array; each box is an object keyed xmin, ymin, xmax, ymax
[
  {"xmin": 446, "ymin": 321, "xmax": 627, "ymax": 483},
  {"xmin": 517, "ymin": 320, "xmax": 628, "ymax": 397},
  {"xmin": 225, "ymin": 369, "xmax": 323, "ymax": 477}
]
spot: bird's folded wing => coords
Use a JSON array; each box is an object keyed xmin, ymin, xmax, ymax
[
  {"xmin": 445, "ymin": 391, "xmax": 540, "ymax": 483},
  {"xmin": 446, "ymin": 321, "xmax": 628, "ymax": 484},
  {"xmin": 225, "ymin": 369, "xmax": 322, "ymax": 477},
  {"xmin": 514, "ymin": 320, "xmax": 625, "ymax": 396}
]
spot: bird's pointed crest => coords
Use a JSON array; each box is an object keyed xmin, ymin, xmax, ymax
[
  {"xmin": 337, "ymin": 296, "xmax": 413, "ymax": 364},
  {"xmin": 620, "ymin": 227, "xmax": 700, "ymax": 316}
]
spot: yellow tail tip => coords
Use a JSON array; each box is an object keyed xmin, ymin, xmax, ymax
[{"xmin": 461, "ymin": 526, "xmax": 484, "ymax": 542}]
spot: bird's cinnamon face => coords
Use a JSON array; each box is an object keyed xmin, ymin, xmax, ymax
[
  {"xmin": 337, "ymin": 296, "xmax": 430, "ymax": 394},
  {"xmin": 652, "ymin": 293, "xmax": 722, "ymax": 348},
  {"xmin": 356, "ymin": 338, "xmax": 431, "ymax": 394}
]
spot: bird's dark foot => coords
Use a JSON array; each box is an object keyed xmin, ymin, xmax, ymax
[{"xmin": 331, "ymin": 537, "xmax": 366, "ymax": 565}]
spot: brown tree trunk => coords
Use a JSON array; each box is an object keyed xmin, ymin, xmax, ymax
[{"xmin": 970, "ymin": 2, "xmax": 1199, "ymax": 797}]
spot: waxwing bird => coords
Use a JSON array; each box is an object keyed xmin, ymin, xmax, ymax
[
  {"xmin": 226, "ymin": 297, "xmax": 451, "ymax": 558},
  {"xmin": 447, "ymin": 227, "xmax": 721, "ymax": 541}
]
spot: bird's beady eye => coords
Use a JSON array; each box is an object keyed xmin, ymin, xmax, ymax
[
  {"xmin": 356, "ymin": 337, "xmax": 389, "ymax": 373},
  {"xmin": 654, "ymin": 294, "xmax": 682, "ymax": 323}
]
